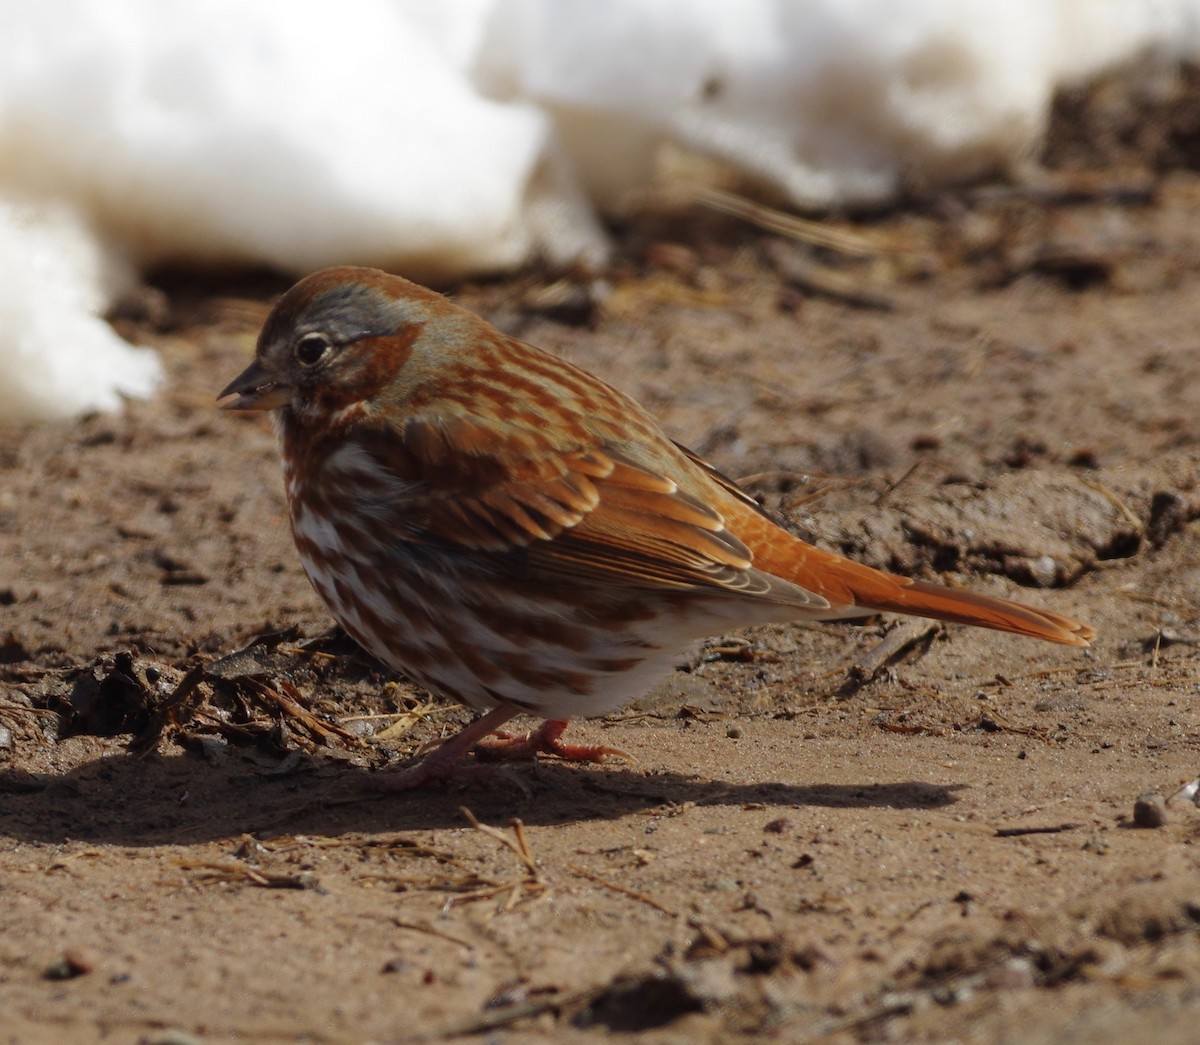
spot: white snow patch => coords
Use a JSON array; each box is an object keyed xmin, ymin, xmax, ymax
[{"xmin": 2, "ymin": 0, "xmax": 1199, "ymax": 421}]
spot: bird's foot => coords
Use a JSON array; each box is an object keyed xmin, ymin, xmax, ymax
[
  {"xmin": 361, "ymin": 709, "xmax": 629, "ymax": 792},
  {"xmin": 362, "ymin": 704, "xmax": 526, "ymax": 792},
  {"xmin": 475, "ymin": 718, "xmax": 632, "ymax": 764}
]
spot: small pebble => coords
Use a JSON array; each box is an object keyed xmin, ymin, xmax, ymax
[
  {"xmin": 43, "ymin": 948, "xmax": 96, "ymax": 980},
  {"xmin": 763, "ymin": 817, "xmax": 793, "ymax": 834},
  {"xmin": 1132, "ymin": 792, "xmax": 1168, "ymax": 828},
  {"xmin": 1028, "ymin": 555, "xmax": 1059, "ymax": 587},
  {"xmin": 726, "ymin": 724, "xmax": 744, "ymax": 739},
  {"xmin": 987, "ymin": 956, "xmax": 1037, "ymax": 989}
]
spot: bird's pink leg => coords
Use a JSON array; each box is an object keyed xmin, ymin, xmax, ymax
[
  {"xmin": 364, "ymin": 704, "xmax": 523, "ymax": 791},
  {"xmin": 475, "ymin": 719, "xmax": 631, "ymax": 764},
  {"xmin": 364, "ymin": 709, "xmax": 632, "ymax": 792}
]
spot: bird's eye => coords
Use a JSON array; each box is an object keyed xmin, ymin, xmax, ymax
[{"xmin": 294, "ymin": 332, "xmax": 333, "ymax": 368}]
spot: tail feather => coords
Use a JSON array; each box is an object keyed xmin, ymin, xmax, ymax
[
  {"xmin": 848, "ymin": 574, "xmax": 1094, "ymax": 647},
  {"xmin": 814, "ymin": 554, "xmax": 1093, "ymax": 647},
  {"xmin": 733, "ymin": 507, "xmax": 1094, "ymax": 647}
]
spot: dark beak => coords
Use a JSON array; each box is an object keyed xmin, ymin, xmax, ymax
[{"xmin": 218, "ymin": 359, "xmax": 290, "ymax": 411}]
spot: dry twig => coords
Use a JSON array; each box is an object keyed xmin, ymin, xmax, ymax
[
  {"xmin": 694, "ymin": 186, "xmax": 898, "ymax": 256},
  {"xmin": 848, "ymin": 621, "xmax": 941, "ymax": 684},
  {"xmin": 451, "ymin": 808, "xmax": 548, "ymax": 911},
  {"xmin": 567, "ymin": 863, "xmax": 677, "ymax": 917},
  {"xmin": 176, "ymin": 859, "xmax": 319, "ymax": 890}
]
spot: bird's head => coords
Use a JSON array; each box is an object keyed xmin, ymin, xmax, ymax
[{"xmin": 218, "ymin": 266, "xmax": 472, "ymax": 427}]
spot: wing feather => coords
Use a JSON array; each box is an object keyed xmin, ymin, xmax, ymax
[{"xmin": 339, "ymin": 416, "xmax": 829, "ymax": 604}]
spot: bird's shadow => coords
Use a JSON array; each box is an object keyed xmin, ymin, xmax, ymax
[{"xmin": 0, "ymin": 748, "xmax": 965, "ymax": 846}]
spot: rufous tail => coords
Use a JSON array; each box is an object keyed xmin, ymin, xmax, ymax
[
  {"xmin": 848, "ymin": 570, "xmax": 1093, "ymax": 646},
  {"xmin": 739, "ymin": 510, "xmax": 1093, "ymax": 647}
]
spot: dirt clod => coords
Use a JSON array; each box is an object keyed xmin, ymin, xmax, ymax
[{"xmin": 1132, "ymin": 792, "xmax": 1169, "ymax": 828}]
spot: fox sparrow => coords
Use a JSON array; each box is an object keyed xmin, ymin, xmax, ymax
[{"xmin": 220, "ymin": 266, "xmax": 1093, "ymax": 788}]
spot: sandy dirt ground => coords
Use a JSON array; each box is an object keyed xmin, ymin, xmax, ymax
[{"xmin": 5, "ymin": 66, "xmax": 1200, "ymax": 1044}]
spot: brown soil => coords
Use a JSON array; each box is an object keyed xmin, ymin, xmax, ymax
[{"xmin": 5, "ymin": 66, "xmax": 1200, "ymax": 1044}]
